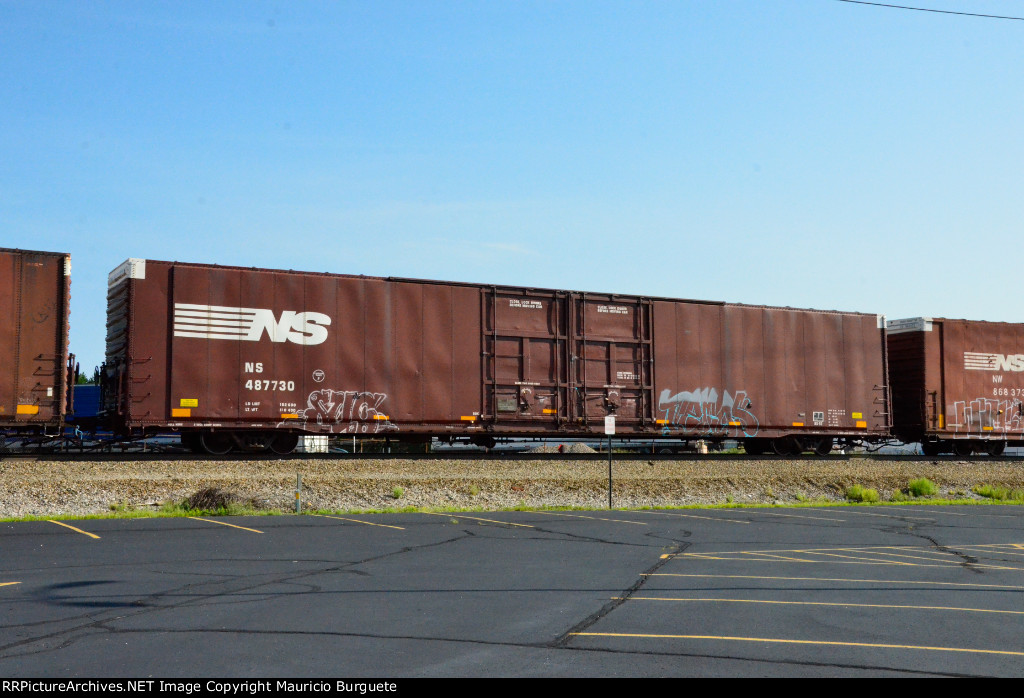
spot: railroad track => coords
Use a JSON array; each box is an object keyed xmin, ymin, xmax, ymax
[{"xmin": 1, "ymin": 450, "xmax": 1018, "ymax": 463}]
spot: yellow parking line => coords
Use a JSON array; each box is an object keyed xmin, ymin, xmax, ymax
[
  {"xmin": 665, "ymin": 553, "xmax": 729, "ymax": 560},
  {"xmin": 311, "ymin": 514, "xmax": 404, "ymax": 530},
  {"xmin": 960, "ymin": 544, "xmax": 1024, "ymax": 558},
  {"xmin": 667, "ymin": 553, "xmax": 1013, "ymax": 569},
  {"xmin": 746, "ymin": 511, "xmax": 845, "ymax": 522},
  {"xmin": 802, "ymin": 508, "xmax": 937, "ymax": 522},
  {"xmin": 0, "ymin": 582, "xmax": 20, "ymax": 588},
  {"xmin": 46, "ymin": 520, "xmax": 100, "ymax": 539},
  {"xmin": 739, "ymin": 552, "xmax": 822, "ymax": 563},
  {"xmin": 667, "ymin": 543, "xmax": 1001, "ymax": 557},
  {"xmin": 644, "ymin": 573, "xmax": 1024, "ymax": 590},
  {"xmin": 621, "ymin": 596, "xmax": 1024, "ymax": 615},
  {"xmin": 421, "ymin": 512, "xmax": 535, "ymax": 528},
  {"xmin": 187, "ymin": 517, "xmax": 263, "ymax": 534},
  {"xmin": 571, "ymin": 632, "xmax": 1024, "ymax": 657},
  {"xmin": 858, "ymin": 549, "xmax": 980, "ymax": 565},
  {"xmin": 630, "ymin": 510, "xmax": 749, "ymax": 525},
  {"xmin": 796, "ymin": 550, "xmax": 915, "ymax": 566},
  {"xmin": 531, "ymin": 511, "xmax": 647, "ymax": 525},
  {"xmin": 913, "ymin": 509, "xmax": 1019, "ymax": 520}
]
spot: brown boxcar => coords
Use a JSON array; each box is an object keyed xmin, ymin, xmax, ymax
[
  {"xmin": 0, "ymin": 248, "xmax": 72, "ymax": 433},
  {"xmin": 887, "ymin": 317, "xmax": 1024, "ymax": 456},
  {"xmin": 104, "ymin": 258, "xmax": 890, "ymax": 454}
]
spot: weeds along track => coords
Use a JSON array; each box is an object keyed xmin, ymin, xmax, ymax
[{"xmin": 2, "ymin": 456, "xmax": 1023, "ymax": 518}]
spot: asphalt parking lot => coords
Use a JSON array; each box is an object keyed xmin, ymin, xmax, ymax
[{"xmin": 3, "ymin": 504, "xmax": 1024, "ymax": 677}]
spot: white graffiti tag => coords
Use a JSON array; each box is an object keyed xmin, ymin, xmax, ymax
[
  {"xmin": 298, "ymin": 389, "xmax": 399, "ymax": 434},
  {"xmin": 658, "ymin": 387, "xmax": 759, "ymax": 437},
  {"xmin": 949, "ymin": 397, "xmax": 1024, "ymax": 434}
]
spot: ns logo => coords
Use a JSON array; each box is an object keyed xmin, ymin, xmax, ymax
[{"xmin": 173, "ymin": 304, "xmax": 332, "ymax": 346}]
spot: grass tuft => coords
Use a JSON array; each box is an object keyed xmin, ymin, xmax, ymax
[
  {"xmin": 908, "ymin": 478, "xmax": 938, "ymax": 497},
  {"xmin": 391, "ymin": 486, "xmax": 404, "ymax": 500},
  {"xmin": 973, "ymin": 484, "xmax": 1024, "ymax": 501},
  {"xmin": 845, "ymin": 484, "xmax": 880, "ymax": 503}
]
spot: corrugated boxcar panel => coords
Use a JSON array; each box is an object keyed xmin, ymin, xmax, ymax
[
  {"xmin": 651, "ymin": 301, "xmax": 678, "ymax": 416},
  {"xmin": 662, "ymin": 302, "xmax": 700, "ymax": 425},
  {"xmin": 761, "ymin": 309, "xmax": 801, "ymax": 428},
  {"xmin": 209, "ymin": 264, "xmax": 244, "ymax": 419},
  {"xmin": 170, "ymin": 264, "xmax": 221, "ymax": 420},
  {"xmin": 361, "ymin": 278, "xmax": 392, "ymax": 414},
  {"xmin": 0, "ymin": 253, "xmax": 18, "ymax": 421},
  {"xmin": 926, "ymin": 323, "xmax": 943, "ymax": 430},
  {"xmin": 333, "ymin": 276, "xmax": 367, "ymax": 406},
  {"xmin": 270, "ymin": 270, "xmax": 307, "ymax": 419},
  {"xmin": 294, "ymin": 273, "xmax": 337, "ymax": 425},
  {"xmin": 940, "ymin": 320, "xmax": 966, "ymax": 431},
  {"xmin": 697, "ymin": 303, "xmax": 724, "ymax": 398},
  {"xmin": 721, "ymin": 305, "xmax": 766, "ymax": 438},
  {"xmin": 658, "ymin": 302, "xmax": 701, "ymax": 428},
  {"xmin": 420, "ymin": 283, "xmax": 454, "ymax": 422},
  {"xmin": 867, "ymin": 316, "xmax": 889, "ymax": 431},
  {"xmin": 819, "ymin": 313, "xmax": 845, "ymax": 426},
  {"xmin": 126, "ymin": 262, "xmax": 169, "ymax": 425},
  {"xmin": 11, "ymin": 253, "xmax": 68, "ymax": 424},
  {"xmin": 452, "ymin": 285, "xmax": 482, "ymax": 417},
  {"xmin": 391, "ymin": 281, "xmax": 424, "ymax": 421},
  {"xmin": 651, "ymin": 302, "xmax": 886, "ymax": 439},
  {"xmin": 802, "ymin": 313, "xmax": 835, "ymax": 421}
]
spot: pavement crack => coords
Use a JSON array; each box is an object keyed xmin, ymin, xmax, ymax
[
  {"xmin": 0, "ymin": 532, "xmax": 476, "ymax": 659},
  {"xmin": 549, "ymin": 540, "xmax": 690, "ymax": 648},
  {"xmin": 901, "ymin": 531, "xmax": 983, "ymax": 574}
]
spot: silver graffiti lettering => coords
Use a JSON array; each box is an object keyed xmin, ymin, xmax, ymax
[
  {"xmin": 948, "ymin": 397, "xmax": 1024, "ymax": 433},
  {"xmin": 658, "ymin": 387, "xmax": 759, "ymax": 437},
  {"xmin": 297, "ymin": 389, "xmax": 399, "ymax": 434}
]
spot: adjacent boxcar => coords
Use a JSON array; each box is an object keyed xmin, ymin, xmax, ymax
[
  {"xmin": 103, "ymin": 258, "xmax": 890, "ymax": 454},
  {"xmin": 0, "ymin": 248, "xmax": 72, "ymax": 434},
  {"xmin": 887, "ymin": 317, "xmax": 1024, "ymax": 456}
]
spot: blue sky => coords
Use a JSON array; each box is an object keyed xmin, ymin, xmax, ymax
[{"xmin": 2, "ymin": 1, "xmax": 1023, "ymax": 370}]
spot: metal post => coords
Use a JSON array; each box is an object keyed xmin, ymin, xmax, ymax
[
  {"xmin": 295, "ymin": 473, "xmax": 302, "ymax": 513},
  {"xmin": 608, "ymin": 434, "xmax": 613, "ymax": 509},
  {"xmin": 604, "ymin": 414, "xmax": 615, "ymax": 509}
]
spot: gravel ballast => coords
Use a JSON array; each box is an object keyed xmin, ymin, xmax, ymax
[{"xmin": 2, "ymin": 457, "xmax": 1024, "ymax": 517}]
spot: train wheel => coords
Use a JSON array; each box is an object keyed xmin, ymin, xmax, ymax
[
  {"xmin": 772, "ymin": 436, "xmax": 802, "ymax": 457},
  {"xmin": 270, "ymin": 433, "xmax": 299, "ymax": 455},
  {"xmin": 921, "ymin": 440, "xmax": 942, "ymax": 457},
  {"xmin": 813, "ymin": 438, "xmax": 834, "ymax": 456},
  {"xmin": 986, "ymin": 440, "xmax": 1006, "ymax": 457},
  {"xmin": 952, "ymin": 441, "xmax": 974, "ymax": 457},
  {"xmin": 199, "ymin": 432, "xmax": 234, "ymax": 455}
]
